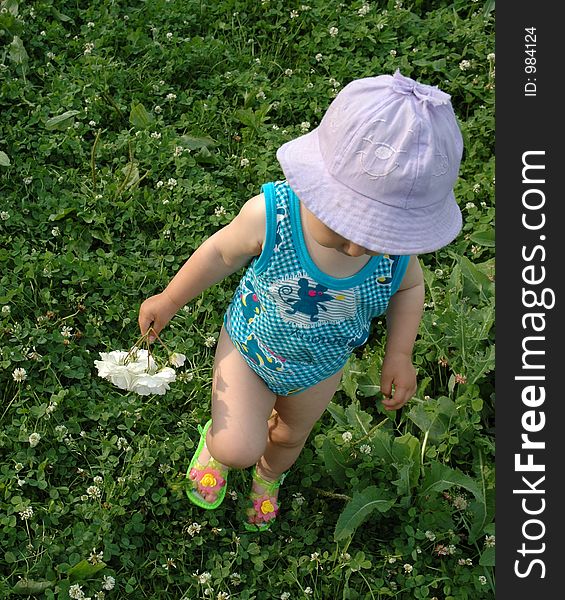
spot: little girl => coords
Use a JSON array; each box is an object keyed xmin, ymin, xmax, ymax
[{"xmin": 138, "ymin": 70, "xmax": 464, "ymax": 531}]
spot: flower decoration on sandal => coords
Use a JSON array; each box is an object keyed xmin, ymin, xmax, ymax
[{"xmin": 244, "ymin": 467, "xmax": 287, "ymax": 532}]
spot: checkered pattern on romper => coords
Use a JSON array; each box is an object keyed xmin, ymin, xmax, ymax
[{"xmin": 224, "ymin": 180, "xmax": 404, "ymax": 395}]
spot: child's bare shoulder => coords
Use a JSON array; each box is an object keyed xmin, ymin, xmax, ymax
[{"xmin": 222, "ymin": 193, "xmax": 267, "ymax": 256}]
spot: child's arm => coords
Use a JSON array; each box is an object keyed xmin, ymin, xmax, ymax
[
  {"xmin": 380, "ymin": 256, "xmax": 425, "ymax": 410},
  {"xmin": 138, "ymin": 194, "xmax": 266, "ymax": 339}
]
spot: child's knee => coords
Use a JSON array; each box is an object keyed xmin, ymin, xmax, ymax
[{"xmin": 208, "ymin": 427, "xmax": 266, "ymax": 469}]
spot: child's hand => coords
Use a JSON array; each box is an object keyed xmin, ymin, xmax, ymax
[
  {"xmin": 379, "ymin": 352, "xmax": 417, "ymax": 410},
  {"xmin": 138, "ymin": 292, "xmax": 180, "ymax": 342}
]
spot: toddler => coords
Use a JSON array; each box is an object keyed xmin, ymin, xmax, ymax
[{"xmin": 138, "ymin": 70, "xmax": 464, "ymax": 531}]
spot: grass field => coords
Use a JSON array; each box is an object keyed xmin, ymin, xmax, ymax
[{"xmin": 1, "ymin": 1, "xmax": 494, "ymax": 598}]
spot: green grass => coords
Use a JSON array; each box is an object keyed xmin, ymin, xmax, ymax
[{"xmin": 1, "ymin": 1, "xmax": 494, "ymax": 598}]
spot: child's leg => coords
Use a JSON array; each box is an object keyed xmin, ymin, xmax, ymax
[
  {"xmin": 203, "ymin": 326, "xmax": 277, "ymax": 470},
  {"xmin": 256, "ymin": 369, "xmax": 343, "ymax": 482}
]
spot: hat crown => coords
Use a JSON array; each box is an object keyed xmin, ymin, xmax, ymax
[{"xmin": 318, "ymin": 70, "xmax": 463, "ymax": 210}]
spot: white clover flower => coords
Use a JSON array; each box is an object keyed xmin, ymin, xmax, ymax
[
  {"xmin": 300, "ymin": 121, "xmax": 311, "ymax": 133},
  {"xmin": 484, "ymin": 534, "xmax": 495, "ymax": 548},
  {"xmin": 459, "ymin": 59, "xmax": 471, "ymax": 71},
  {"xmin": 425, "ymin": 530, "xmax": 436, "ymax": 541},
  {"xmin": 329, "ymin": 26, "xmax": 338, "ymax": 37},
  {"xmin": 2, "ymin": 304, "xmax": 10, "ymax": 314},
  {"xmin": 404, "ymin": 563, "xmax": 413, "ymax": 573},
  {"xmin": 19, "ymin": 507, "xmax": 33, "ymax": 520},
  {"xmin": 304, "ymin": 587, "xmax": 313, "ymax": 595},
  {"xmin": 84, "ymin": 43, "xmax": 95, "ymax": 55},
  {"xmin": 166, "ymin": 93, "xmax": 177, "ymax": 101},
  {"xmin": 293, "ymin": 492, "xmax": 305, "ymax": 505},
  {"xmin": 465, "ymin": 202, "xmax": 475, "ymax": 210},
  {"xmin": 310, "ymin": 552, "xmax": 320, "ymax": 561},
  {"xmin": 15, "ymin": 462, "xmax": 23, "ymax": 471},
  {"xmin": 328, "ymin": 77, "xmax": 341, "ymax": 89},
  {"xmin": 342, "ymin": 431, "xmax": 352, "ymax": 443},
  {"xmin": 214, "ymin": 206, "xmax": 227, "ymax": 217},
  {"xmin": 204, "ymin": 335, "xmax": 217, "ymax": 348},
  {"xmin": 166, "ymin": 177, "xmax": 177, "ymax": 188},
  {"xmin": 389, "ymin": 49, "xmax": 397, "ymax": 56},
  {"xmin": 358, "ymin": 3, "xmax": 371, "ymax": 16},
  {"xmin": 0, "ymin": 211, "xmax": 10, "ymax": 220},
  {"xmin": 240, "ymin": 157, "xmax": 250, "ymax": 167},
  {"xmin": 217, "ymin": 593, "xmax": 230, "ymax": 600},
  {"xmin": 290, "ymin": 10, "xmax": 299, "ymax": 18},
  {"xmin": 89, "ymin": 548, "xmax": 104, "ymax": 564},
  {"xmin": 69, "ymin": 584, "xmax": 85, "ymax": 599},
  {"xmin": 156, "ymin": 180, "xmax": 164, "ymax": 189},
  {"xmin": 195, "ymin": 571, "xmax": 212, "ymax": 584},
  {"xmin": 89, "ymin": 120, "xmax": 97, "ymax": 127},
  {"xmin": 151, "ymin": 132, "xmax": 162, "ymax": 139},
  {"xmin": 169, "ymin": 352, "xmax": 186, "ymax": 367},
  {"xmin": 488, "ymin": 52, "xmax": 495, "ymax": 61},
  {"xmin": 28, "ymin": 433, "xmax": 40, "ymax": 447},
  {"xmin": 93, "ymin": 475, "xmax": 103, "ymax": 485},
  {"xmin": 87, "ymin": 485, "xmax": 102, "ymax": 499},
  {"xmin": 166, "ymin": 32, "xmax": 173, "ymax": 39},
  {"xmin": 284, "ymin": 68, "xmax": 293, "ymax": 76},
  {"xmin": 186, "ymin": 522, "xmax": 202, "ymax": 536},
  {"xmin": 61, "ymin": 326, "xmax": 73, "ymax": 338},
  {"xmin": 51, "ymin": 226, "xmax": 60, "ymax": 237},
  {"xmin": 154, "ymin": 105, "xmax": 163, "ymax": 114},
  {"xmin": 256, "ymin": 90, "xmax": 266, "ymax": 100},
  {"xmin": 478, "ymin": 575, "xmax": 487, "ymax": 585},
  {"xmin": 315, "ymin": 53, "xmax": 323, "ymax": 62},
  {"xmin": 87, "ymin": 22, "xmax": 95, "ymax": 28},
  {"xmin": 174, "ymin": 146, "xmax": 184, "ymax": 157},
  {"xmin": 102, "ymin": 575, "xmax": 115, "ymax": 591},
  {"xmin": 23, "ymin": 176, "xmax": 33, "ymax": 185},
  {"xmin": 281, "ymin": 594, "xmax": 290, "ymax": 600},
  {"xmin": 359, "ymin": 444, "xmax": 372, "ymax": 455}
]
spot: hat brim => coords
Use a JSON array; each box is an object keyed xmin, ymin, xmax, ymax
[{"xmin": 276, "ymin": 128, "xmax": 462, "ymax": 255}]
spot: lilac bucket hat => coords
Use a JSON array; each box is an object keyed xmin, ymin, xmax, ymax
[{"xmin": 276, "ymin": 70, "xmax": 464, "ymax": 255}]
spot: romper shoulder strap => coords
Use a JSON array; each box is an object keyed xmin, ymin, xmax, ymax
[
  {"xmin": 253, "ymin": 182, "xmax": 278, "ymax": 274},
  {"xmin": 390, "ymin": 255, "xmax": 411, "ymax": 294}
]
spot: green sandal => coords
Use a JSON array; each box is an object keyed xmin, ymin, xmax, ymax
[
  {"xmin": 244, "ymin": 466, "xmax": 287, "ymax": 532},
  {"xmin": 186, "ymin": 420, "xmax": 229, "ymax": 510}
]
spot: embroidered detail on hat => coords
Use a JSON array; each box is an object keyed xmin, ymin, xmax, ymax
[
  {"xmin": 432, "ymin": 153, "xmax": 449, "ymax": 177},
  {"xmin": 357, "ymin": 136, "xmax": 407, "ymax": 179}
]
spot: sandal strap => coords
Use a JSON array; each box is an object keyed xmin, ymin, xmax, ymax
[{"xmin": 251, "ymin": 467, "xmax": 287, "ymax": 492}]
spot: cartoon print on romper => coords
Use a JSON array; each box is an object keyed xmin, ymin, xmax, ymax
[
  {"xmin": 272, "ymin": 276, "xmax": 356, "ymax": 327},
  {"xmin": 233, "ymin": 333, "xmax": 285, "ymax": 372},
  {"xmin": 240, "ymin": 279, "xmax": 263, "ymax": 323}
]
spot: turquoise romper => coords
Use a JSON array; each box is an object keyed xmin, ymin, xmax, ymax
[{"xmin": 224, "ymin": 181, "xmax": 410, "ymax": 396}]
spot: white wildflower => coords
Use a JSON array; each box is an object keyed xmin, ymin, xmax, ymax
[
  {"xmin": 169, "ymin": 352, "xmax": 187, "ymax": 367},
  {"xmin": 293, "ymin": 492, "xmax": 305, "ymax": 505},
  {"xmin": 28, "ymin": 433, "xmax": 41, "ymax": 447},
  {"xmin": 342, "ymin": 431, "xmax": 352, "ymax": 443},
  {"xmin": 315, "ymin": 53, "xmax": 323, "ymax": 62},
  {"xmin": 300, "ymin": 121, "xmax": 311, "ymax": 132},
  {"xmin": 102, "ymin": 575, "xmax": 115, "ymax": 591},
  {"xmin": 61, "ymin": 326, "xmax": 73, "ymax": 338},
  {"xmin": 13, "ymin": 368, "xmax": 27, "ymax": 382},
  {"xmin": 217, "ymin": 593, "xmax": 230, "ymax": 600},
  {"xmin": 51, "ymin": 226, "xmax": 60, "ymax": 237},
  {"xmin": 186, "ymin": 522, "xmax": 202, "ymax": 536},
  {"xmin": 240, "ymin": 158, "xmax": 250, "ymax": 167},
  {"xmin": 0, "ymin": 211, "xmax": 9, "ymax": 220},
  {"xmin": 284, "ymin": 68, "xmax": 293, "ymax": 76},
  {"xmin": 19, "ymin": 507, "xmax": 33, "ymax": 520},
  {"xmin": 459, "ymin": 59, "xmax": 471, "ymax": 71},
  {"xmin": 214, "ymin": 206, "xmax": 227, "ymax": 217},
  {"xmin": 487, "ymin": 52, "xmax": 495, "ymax": 61},
  {"xmin": 195, "ymin": 571, "xmax": 212, "ymax": 584},
  {"xmin": 154, "ymin": 105, "xmax": 162, "ymax": 114},
  {"xmin": 86, "ymin": 485, "xmax": 102, "ymax": 499},
  {"xmin": 304, "ymin": 587, "xmax": 313, "ymax": 595},
  {"xmin": 23, "ymin": 176, "xmax": 33, "ymax": 184},
  {"xmin": 478, "ymin": 575, "xmax": 487, "ymax": 585},
  {"xmin": 204, "ymin": 335, "xmax": 217, "ymax": 348},
  {"xmin": 389, "ymin": 49, "xmax": 397, "ymax": 56},
  {"xmin": 151, "ymin": 132, "xmax": 161, "ymax": 139},
  {"xmin": 484, "ymin": 534, "xmax": 495, "ymax": 548},
  {"xmin": 359, "ymin": 444, "xmax": 372, "ymax": 455},
  {"xmin": 404, "ymin": 563, "xmax": 413, "ymax": 573},
  {"xmin": 256, "ymin": 90, "xmax": 266, "ymax": 100},
  {"xmin": 88, "ymin": 548, "xmax": 104, "ymax": 564},
  {"xmin": 329, "ymin": 26, "xmax": 338, "ymax": 37},
  {"xmin": 166, "ymin": 93, "xmax": 177, "ymax": 101},
  {"xmin": 358, "ymin": 3, "xmax": 371, "ymax": 16},
  {"xmin": 69, "ymin": 584, "xmax": 85, "ymax": 599},
  {"xmin": 290, "ymin": 10, "xmax": 299, "ymax": 18},
  {"xmin": 166, "ymin": 178, "xmax": 177, "ymax": 188}
]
